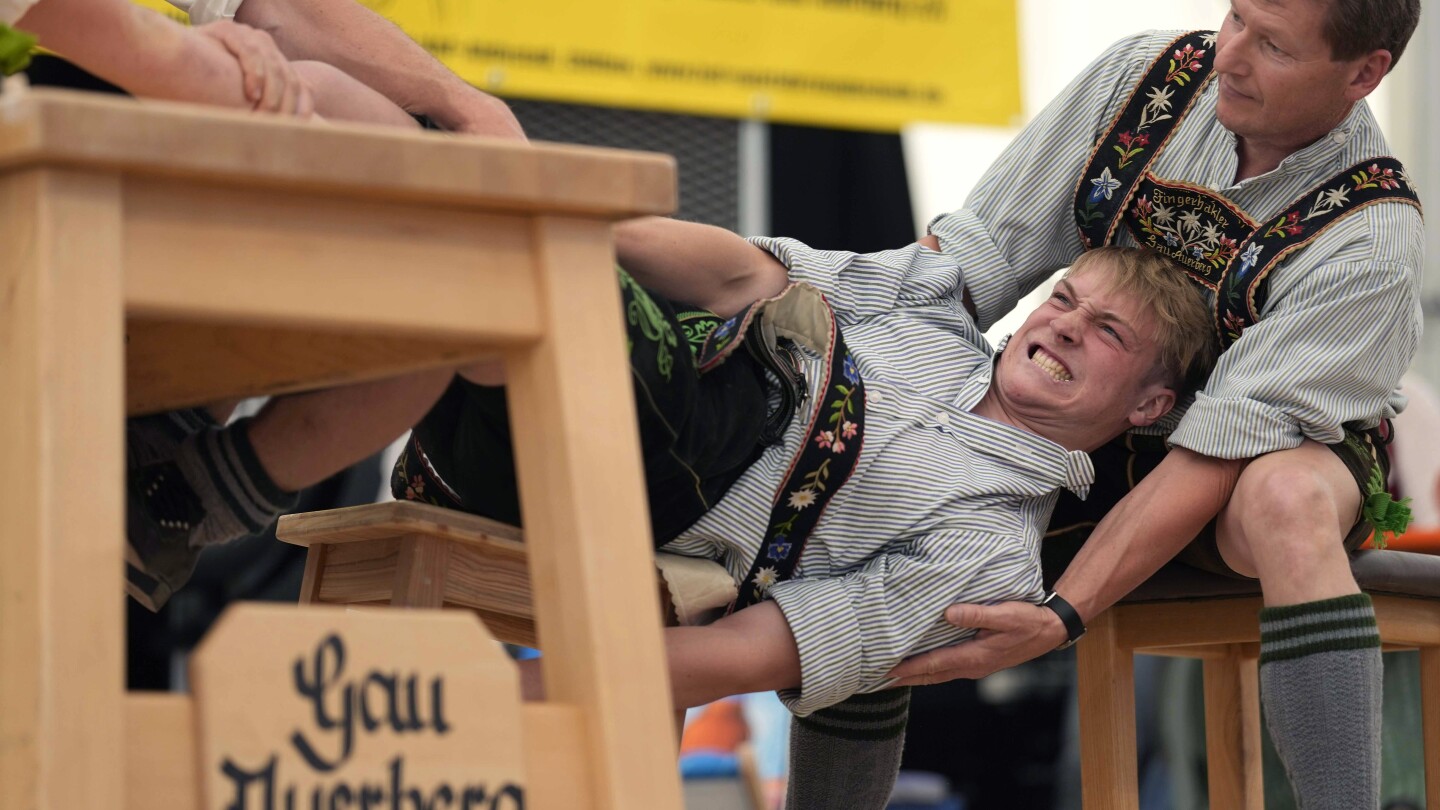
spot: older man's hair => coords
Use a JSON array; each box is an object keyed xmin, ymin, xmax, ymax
[
  {"xmin": 1322, "ymin": 0, "xmax": 1422, "ymax": 70},
  {"xmin": 1065, "ymin": 246, "xmax": 1218, "ymax": 394}
]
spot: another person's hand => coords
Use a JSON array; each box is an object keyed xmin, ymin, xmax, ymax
[
  {"xmin": 885, "ymin": 601, "xmax": 1067, "ymax": 686},
  {"xmin": 197, "ymin": 20, "xmax": 313, "ymax": 116}
]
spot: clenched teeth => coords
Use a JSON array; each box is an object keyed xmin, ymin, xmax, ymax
[{"xmin": 1031, "ymin": 348, "xmax": 1073, "ymax": 382}]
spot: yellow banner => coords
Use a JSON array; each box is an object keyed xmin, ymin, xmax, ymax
[{"xmin": 138, "ymin": 0, "xmax": 1021, "ymax": 131}]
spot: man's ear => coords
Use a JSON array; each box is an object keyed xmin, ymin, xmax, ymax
[
  {"xmin": 1345, "ymin": 50, "xmax": 1392, "ymax": 102},
  {"xmin": 1128, "ymin": 385, "xmax": 1177, "ymax": 428}
]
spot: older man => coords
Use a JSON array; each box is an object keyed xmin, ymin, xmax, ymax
[{"xmin": 865, "ymin": 3, "xmax": 1421, "ymax": 808}]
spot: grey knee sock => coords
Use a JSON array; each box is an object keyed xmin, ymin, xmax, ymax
[
  {"xmin": 786, "ymin": 689, "xmax": 909, "ymax": 810},
  {"xmin": 173, "ymin": 418, "xmax": 298, "ymax": 547},
  {"xmin": 1259, "ymin": 593, "xmax": 1382, "ymax": 810}
]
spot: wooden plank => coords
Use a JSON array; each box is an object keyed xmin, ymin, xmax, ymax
[
  {"xmin": 123, "ymin": 179, "xmax": 544, "ymax": 340},
  {"xmin": 1112, "ymin": 598, "xmax": 1263, "ymax": 650},
  {"xmin": 125, "ymin": 693, "xmax": 200, "ymax": 810},
  {"xmin": 278, "ymin": 500, "xmax": 524, "ymax": 548},
  {"xmin": 0, "ymin": 86, "xmax": 676, "ymax": 218},
  {"xmin": 1422, "ymin": 647, "xmax": 1440, "ymax": 809},
  {"xmin": 126, "ymin": 319, "xmax": 499, "ymax": 415},
  {"xmin": 1202, "ymin": 647, "xmax": 1264, "ymax": 810},
  {"xmin": 1373, "ymin": 596, "xmax": 1440, "ymax": 647},
  {"xmin": 506, "ymin": 216, "xmax": 683, "ymax": 810},
  {"xmin": 1076, "ymin": 613, "xmax": 1140, "ymax": 810},
  {"xmin": 0, "ymin": 168, "xmax": 125, "ymax": 810},
  {"xmin": 523, "ymin": 704, "xmax": 595, "ymax": 810},
  {"xmin": 298, "ymin": 545, "xmax": 327, "ymax": 604}
]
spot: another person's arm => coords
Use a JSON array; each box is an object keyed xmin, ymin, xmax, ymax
[
  {"xmin": 16, "ymin": 0, "xmax": 301, "ymax": 111},
  {"xmin": 232, "ymin": 0, "xmax": 523, "ymax": 137},
  {"xmin": 614, "ymin": 217, "xmax": 789, "ymax": 317},
  {"xmin": 666, "ymin": 602, "xmax": 801, "ymax": 708},
  {"xmin": 891, "ymin": 212, "xmax": 1424, "ymax": 684}
]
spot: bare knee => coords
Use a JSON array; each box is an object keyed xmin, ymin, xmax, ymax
[{"xmin": 1219, "ymin": 443, "xmax": 1359, "ymax": 584}]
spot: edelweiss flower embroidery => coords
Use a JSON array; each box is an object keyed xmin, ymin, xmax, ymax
[
  {"xmin": 788, "ymin": 489, "xmax": 818, "ymax": 509},
  {"xmin": 752, "ymin": 567, "xmax": 779, "ymax": 594}
]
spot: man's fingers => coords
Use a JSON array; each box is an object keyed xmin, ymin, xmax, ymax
[{"xmin": 945, "ymin": 602, "xmax": 1000, "ymax": 629}]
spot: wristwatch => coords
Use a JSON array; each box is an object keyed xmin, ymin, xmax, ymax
[{"xmin": 1040, "ymin": 591, "xmax": 1087, "ymax": 650}]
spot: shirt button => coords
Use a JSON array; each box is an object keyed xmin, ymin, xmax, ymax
[
  {"xmin": 934, "ymin": 412, "xmax": 950, "ymax": 425},
  {"xmin": 1331, "ymin": 130, "xmax": 1349, "ymax": 144},
  {"xmin": 868, "ymin": 390, "xmax": 884, "ymax": 404}
]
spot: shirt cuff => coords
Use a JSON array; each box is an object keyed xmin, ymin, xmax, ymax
[
  {"xmin": 1168, "ymin": 392, "xmax": 1305, "ymax": 460},
  {"xmin": 767, "ymin": 578, "xmax": 867, "ymax": 717},
  {"xmin": 926, "ymin": 211, "xmax": 1020, "ymax": 333}
]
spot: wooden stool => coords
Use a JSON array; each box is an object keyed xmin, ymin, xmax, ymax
[
  {"xmin": 277, "ymin": 500, "xmax": 736, "ymax": 647},
  {"xmin": 1076, "ymin": 548, "xmax": 1440, "ymax": 809}
]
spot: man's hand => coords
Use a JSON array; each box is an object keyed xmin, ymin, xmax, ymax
[
  {"xmin": 197, "ymin": 20, "xmax": 314, "ymax": 116},
  {"xmin": 885, "ymin": 601, "xmax": 1067, "ymax": 686}
]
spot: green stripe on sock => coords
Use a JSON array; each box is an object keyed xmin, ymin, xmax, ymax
[
  {"xmin": 1259, "ymin": 593, "xmax": 1372, "ymax": 623},
  {"xmin": 1260, "ymin": 615, "xmax": 1382, "ymax": 645},
  {"xmin": 1259, "ymin": 633, "xmax": 1381, "ymax": 665},
  {"xmin": 794, "ymin": 714, "xmax": 909, "ymax": 742}
]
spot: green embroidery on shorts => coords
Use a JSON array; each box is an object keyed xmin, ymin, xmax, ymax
[
  {"xmin": 1362, "ymin": 464, "xmax": 1412, "ymax": 550},
  {"xmin": 677, "ymin": 310, "xmax": 725, "ymax": 363},
  {"xmin": 617, "ymin": 267, "xmax": 677, "ymax": 382},
  {"xmin": 0, "ymin": 24, "xmax": 36, "ymax": 76}
]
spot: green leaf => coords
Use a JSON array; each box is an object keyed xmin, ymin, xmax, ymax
[{"xmin": 0, "ymin": 24, "xmax": 36, "ymax": 76}]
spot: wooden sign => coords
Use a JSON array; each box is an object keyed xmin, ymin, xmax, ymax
[{"xmin": 190, "ymin": 604, "xmax": 525, "ymax": 810}]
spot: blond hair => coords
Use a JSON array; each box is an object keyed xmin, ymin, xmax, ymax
[{"xmin": 1065, "ymin": 247, "xmax": 1218, "ymax": 393}]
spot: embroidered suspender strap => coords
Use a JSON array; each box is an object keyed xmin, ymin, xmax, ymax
[
  {"xmin": 1074, "ymin": 30, "xmax": 1216, "ymax": 248},
  {"xmin": 728, "ymin": 284, "xmax": 866, "ymax": 612},
  {"xmin": 1214, "ymin": 157, "xmax": 1421, "ymax": 347}
]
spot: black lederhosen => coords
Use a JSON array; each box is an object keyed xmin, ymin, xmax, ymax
[
  {"xmin": 391, "ymin": 269, "xmax": 786, "ymax": 547},
  {"xmin": 1040, "ymin": 424, "xmax": 1394, "ymax": 582}
]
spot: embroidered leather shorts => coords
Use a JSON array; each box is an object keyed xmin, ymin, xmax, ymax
[
  {"xmin": 1041, "ymin": 422, "xmax": 1393, "ymax": 581},
  {"xmin": 391, "ymin": 268, "xmax": 786, "ymax": 546}
]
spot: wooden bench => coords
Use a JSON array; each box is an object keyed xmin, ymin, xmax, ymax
[
  {"xmin": 277, "ymin": 500, "xmax": 737, "ymax": 647},
  {"xmin": 1076, "ymin": 549, "xmax": 1440, "ymax": 809}
]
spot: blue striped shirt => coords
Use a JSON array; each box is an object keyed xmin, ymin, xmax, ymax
[
  {"xmin": 663, "ymin": 238, "xmax": 1093, "ymax": 716},
  {"xmin": 929, "ymin": 30, "xmax": 1424, "ymax": 459}
]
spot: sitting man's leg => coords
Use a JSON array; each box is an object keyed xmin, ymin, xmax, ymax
[
  {"xmin": 1214, "ymin": 436, "xmax": 1381, "ymax": 809},
  {"xmin": 127, "ymin": 368, "xmax": 455, "ymax": 610}
]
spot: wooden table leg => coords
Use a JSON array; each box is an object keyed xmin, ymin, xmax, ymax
[
  {"xmin": 1077, "ymin": 611, "xmax": 1140, "ymax": 810},
  {"xmin": 1421, "ymin": 646, "xmax": 1440, "ymax": 808},
  {"xmin": 505, "ymin": 216, "xmax": 683, "ymax": 810},
  {"xmin": 1203, "ymin": 644, "xmax": 1264, "ymax": 810},
  {"xmin": 0, "ymin": 169, "xmax": 126, "ymax": 809}
]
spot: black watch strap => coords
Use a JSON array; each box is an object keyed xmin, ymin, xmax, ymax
[{"xmin": 1040, "ymin": 591, "xmax": 1087, "ymax": 650}]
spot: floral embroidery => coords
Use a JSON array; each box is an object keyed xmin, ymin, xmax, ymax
[
  {"xmin": 752, "ymin": 567, "xmax": 779, "ymax": 595},
  {"xmin": 1113, "ymin": 131, "xmax": 1151, "ymax": 169},
  {"xmin": 1237, "ymin": 242, "xmax": 1263, "ymax": 278},
  {"xmin": 1352, "ymin": 163, "xmax": 1401, "ymax": 191},
  {"xmin": 1263, "ymin": 211, "xmax": 1304, "ymax": 239},
  {"xmin": 617, "ymin": 268, "xmax": 679, "ymax": 382},
  {"xmin": 1305, "ymin": 186, "xmax": 1350, "ymax": 221},
  {"xmin": 766, "ymin": 537, "xmax": 793, "ymax": 560},
  {"xmin": 787, "ymin": 489, "xmax": 818, "ymax": 509},
  {"xmin": 843, "ymin": 355, "xmax": 860, "ymax": 385},
  {"xmin": 1088, "ymin": 166, "xmax": 1122, "ymax": 202},
  {"xmin": 1164, "ymin": 43, "xmax": 1207, "ymax": 85}
]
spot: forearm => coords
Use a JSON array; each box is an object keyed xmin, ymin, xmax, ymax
[
  {"xmin": 1055, "ymin": 447, "xmax": 1246, "ymax": 621},
  {"xmin": 19, "ymin": 0, "xmax": 248, "ymax": 107},
  {"xmin": 615, "ymin": 217, "xmax": 788, "ymax": 317},
  {"xmin": 233, "ymin": 0, "xmax": 522, "ymax": 137},
  {"xmin": 666, "ymin": 601, "xmax": 800, "ymax": 709}
]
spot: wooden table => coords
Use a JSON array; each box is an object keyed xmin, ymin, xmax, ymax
[{"xmin": 0, "ymin": 83, "xmax": 682, "ymax": 810}]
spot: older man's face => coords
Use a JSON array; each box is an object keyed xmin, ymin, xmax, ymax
[
  {"xmin": 992, "ymin": 265, "xmax": 1172, "ymax": 446},
  {"xmin": 1214, "ymin": 0, "xmax": 1370, "ymax": 151}
]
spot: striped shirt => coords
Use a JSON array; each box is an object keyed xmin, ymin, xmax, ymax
[
  {"xmin": 929, "ymin": 30, "xmax": 1425, "ymax": 460},
  {"xmin": 662, "ymin": 237, "xmax": 1094, "ymax": 716}
]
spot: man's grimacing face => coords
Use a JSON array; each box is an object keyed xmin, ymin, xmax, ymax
[{"xmin": 990, "ymin": 264, "xmax": 1176, "ymax": 448}]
